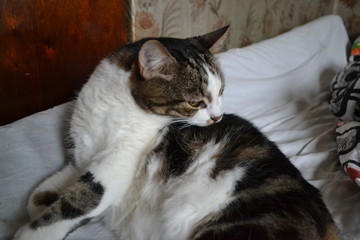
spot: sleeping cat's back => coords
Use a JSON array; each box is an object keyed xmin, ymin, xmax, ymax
[
  {"xmin": 175, "ymin": 115, "xmax": 336, "ymax": 240},
  {"xmin": 116, "ymin": 114, "xmax": 338, "ymax": 240}
]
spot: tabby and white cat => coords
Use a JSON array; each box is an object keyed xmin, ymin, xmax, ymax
[{"xmin": 14, "ymin": 26, "xmax": 339, "ymax": 240}]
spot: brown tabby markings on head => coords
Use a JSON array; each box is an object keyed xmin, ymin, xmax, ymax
[
  {"xmin": 129, "ymin": 43, "xmax": 221, "ymax": 118},
  {"xmin": 108, "ymin": 26, "xmax": 229, "ymax": 118}
]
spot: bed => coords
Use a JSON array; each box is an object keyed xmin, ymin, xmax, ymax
[{"xmin": 1, "ymin": 15, "xmax": 359, "ymax": 240}]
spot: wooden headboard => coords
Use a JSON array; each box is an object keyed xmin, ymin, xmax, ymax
[
  {"xmin": 0, "ymin": 0, "xmax": 128, "ymax": 125},
  {"xmin": 2, "ymin": 1, "xmax": 359, "ymax": 126}
]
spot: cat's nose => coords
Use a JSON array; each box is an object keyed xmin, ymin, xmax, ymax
[{"xmin": 211, "ymin": 115, "xmax": 223, "ymax": 123}]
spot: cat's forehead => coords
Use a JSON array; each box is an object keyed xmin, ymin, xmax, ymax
[
  {"xmin": 156, "ymin": 38, "xmax": 224, "ymax": 99},
  {"xmin": 203, "ymin": 65, "xmax": 223, "ymax": 99},
  {"xmin": 182, "ymin": 60, "xmax": 224, "ymax": 101},
  {"xmin": 180, "ymin": 62, "xmax": 223, "ymax": 99}
]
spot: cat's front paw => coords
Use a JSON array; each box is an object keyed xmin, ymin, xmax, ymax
[{"xmin": 27, "ymin": 190, "xmax": 59, "ymax": 220}]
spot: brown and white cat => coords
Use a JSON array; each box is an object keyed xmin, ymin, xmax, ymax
[{"xmin": 14, "ymin": 26, "xmax": 339, "ymax": 240}]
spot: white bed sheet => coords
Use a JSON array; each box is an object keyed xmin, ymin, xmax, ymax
[{"xmin": 1, "ymin": 15, "xmax": 359, "ymax": 240}]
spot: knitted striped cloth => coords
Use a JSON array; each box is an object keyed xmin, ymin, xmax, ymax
[{"xmin": 329, "ymin": 42, "xmax": 360, "ymax": 187}]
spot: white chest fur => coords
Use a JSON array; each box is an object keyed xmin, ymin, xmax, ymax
[
  {"xmin": 69, "ymin": 58, "xmax": 172, "ymax": 218},
  {"xmin": 70, "ymin": 59, "xmax": 170, "ymax": 168}
]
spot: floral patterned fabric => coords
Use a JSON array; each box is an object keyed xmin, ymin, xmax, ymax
[{"xmin": 130, "ymin": 0, "xmax": 360, "ymax": 50}]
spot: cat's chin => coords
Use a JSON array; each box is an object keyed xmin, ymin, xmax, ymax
[
  {"xmin": 186, "ymin": 114, "xmax": 223, "ymax": 127},
  {"xmin": 186, "ymin": 108, "xmax": 223, "ymax": 127},
  {"xmin": 186, "ymin": 119, "xmax": 217, "ymax": 127}
]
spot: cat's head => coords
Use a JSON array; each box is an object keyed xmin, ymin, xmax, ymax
[{"xmin": 130, "ymin": 26, "xmax": 229, "ymax": 127}]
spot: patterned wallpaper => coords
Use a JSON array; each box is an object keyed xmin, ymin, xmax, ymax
[{"xmin": 129, "ymin": 0, "xmax": 360, "ymax": 50}]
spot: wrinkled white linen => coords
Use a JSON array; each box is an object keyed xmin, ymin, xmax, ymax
[{"xmin": 1, "ymin": 15, "xmax": 358, "ymax": 240}]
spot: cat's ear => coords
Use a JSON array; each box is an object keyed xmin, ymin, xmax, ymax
[
  {"xmin": 197, "ymin": 25, "xmax": 230, "ymax": 54},
  {"xmin": 138, "ymin": 40, "xmax": 178, "ymax": 80}
]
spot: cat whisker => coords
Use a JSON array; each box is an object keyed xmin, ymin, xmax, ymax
[
  {"xmin": 179, "ymin": 123, "xmax": 193, "ymax": 130},
  {"xmin": 170, "ymin": 118, "xmax": 194, "ymax": 130},
  {"xmin": 171, "ymin": 119, "xmax": 188, "ymax": 124}
]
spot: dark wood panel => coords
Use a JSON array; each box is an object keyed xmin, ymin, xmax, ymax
[{"xmin": 0, "ymin": 0, "xmax": 127, "ymax": 125}]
